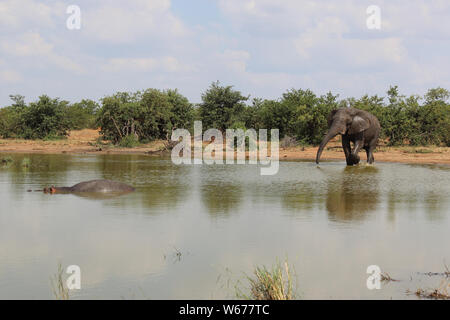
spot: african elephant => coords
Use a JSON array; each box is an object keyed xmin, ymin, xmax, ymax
[{"xmin": 316, "ymin": 108, "xmax": 381, "ymax": 165}]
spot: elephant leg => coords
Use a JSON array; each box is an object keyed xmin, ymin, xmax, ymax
[
  {"xmin": 367, "ymin": 144, "xmax": 376, "ymax": 164},
  {"xmin": 365, "ymin": 148, "xmax": 371, "ymax": 163},
  {"xmin": 364, "ymin": 148, "xmax": 375, "ymax": 164},
  {"xmin": 342, "ymin": 136, "xmax": 352, "ymax": 165},
  {"xmin": 350, "ymin": 140, "xmax": 363, "ymax": 165}
]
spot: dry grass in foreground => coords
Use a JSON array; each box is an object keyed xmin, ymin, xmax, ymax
[
  {"xmin": 236, "ymin": 260, "xmax": 297, "ymax": 300},
  {"xmin": 413, "ymin": 280, "xmax": 450, "ymax": 300},
  {"xmin": 50, "ymin": 263, "xmax": 70, "ymax": 300},
  {"xmin": 381, "ymin": 272, "xmax": 400, "ymax": 283}
]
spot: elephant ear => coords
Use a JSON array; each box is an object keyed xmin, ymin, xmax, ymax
[{"xmin": 348, "ymin": 115, "xmax": 370, "ymax": 135}]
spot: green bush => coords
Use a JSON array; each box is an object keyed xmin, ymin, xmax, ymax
[
  {"xmin": 1, "ymin": 85, "xmax": 449, "ymax": 147},
  {"xmin": 65, "ymin": 99, "xmax": 99, "ymax": 130},
  {"xmin": 96, "ymin": 89, "xmax": 194, "ymax": 144},
  {"xmin": 346, "ymin": 86, "xmax": 450, "ymax": 146},
  {"xmin": 118, "ymin": 134, "xmax": 140, "ymax": 148},
  {"xmin": 199, "ymin": 81, "xmax": 248, "ymax": 132},
  {"xmin": 285, "ymin": 90, "xmax": 339, "ymax": 145},
  {"xmin": 166, "ymin": 89, "xmax": 194, "ymax": 130},
  {"xmin": 19, "ymin": 95, "xmax": 70, "ymax": 139}
]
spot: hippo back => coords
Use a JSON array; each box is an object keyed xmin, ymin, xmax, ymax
[{"xmin": 70, "ymin": 180, "xmax": 135, "ymax": 193}]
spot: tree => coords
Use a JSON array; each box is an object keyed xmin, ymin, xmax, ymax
[
  {"xmin": 97, "ymin": 91, "xmax": 143, "ymax": 143},
  {"xmin": 139, "ymin": 88, "xmax": 173, "ymax": 140},
  {"xmin": 286, "ymin": 89, "xmax": 339, "ymax": 144},
  {"xmin": 258, "ymin": 99, "xmax": 293, "ymax": 138},
  {"xmin": 242, "ymin": 98, "xmax": 265, "ymax": 131},
  {"xmin": 165, "ymin": 89, "xmax": 194, "ymax": 131},
  {"xmin": 199, "ymin": 81, "xmax": 248, "ymax": 131},
  {"xmin": 419, "ymin": 88, "xmax": 450, "ymax": 146},
  {"xmin": 96, "ymin": 88, "xmax": 192, "ymax": 144},
  {"xmin": 66, "ymin": 99, "xmax": 99, "ymax": 130},
  {"xmin": 21, "ymin": 95, "xmax": 71, "ymax": 139}
]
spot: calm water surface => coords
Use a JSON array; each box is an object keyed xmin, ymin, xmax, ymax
[{"xmin": 0, "ymin": 153, "xmax": 449, "ymax": 299}]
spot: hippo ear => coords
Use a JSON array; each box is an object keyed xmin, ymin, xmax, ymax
[{"xmin": 348, "ymin": 116, "xmax": 370, "ymax": 135}]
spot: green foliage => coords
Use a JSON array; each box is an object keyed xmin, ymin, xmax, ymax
[
  {"xmin": 1, "ymin": 85, "xmax": 449, "ymax": 147},
  {"xmin": 242, "ymin": 98, "xmax": 265, "ymax": 131},
  {"xmin": 96, "ymin": 91, "xmax": 142, "ymax": 143},
  {"xmin": 1, "ymin": 157, "xmax": 14, "ymax": 168},
  {"xmin": 258, "ymin": 99, "xmax": 293, "ymax": 139},
  {"xmin": 65, "ymin": 99, "xmax": 99, "ymax": 130},
  {"xmin": 21, "ymin": 157, "xmax": 31, "ymax": 168},
  {"xmin": 118, "ymin": 134, "xmax": 140, "ymax": 148},
  {"xmin": 0, "ymin": 95, "xmax": 27, "ymax": 138},
  {"xmin": 96, "ymin": 88, "xmax": 193, "ymax": 144},
  {"xmin": 346, "ymin": 86, "xmax": 450, "ymax": 146},
  {"xmin": 285, "ymin": 90, "xmax": 339, "ymax": 145},
  {"xmin": 20, "ymin": 95, "xmax": 71, "ymax": 139},
  {"xmin": 0, "ymin": 95, "xmax": 97, "ymax": 139},
  {"xmin": 199, "ymin": 81, "xmax": 248, "ymax": 132},
  {"xmin": 166, "ymin": 89, "xmax": 194, "ymax": 130},
  {"xmin": 242, "ymin": 89, "xmax": 339, "ymax": 144}
]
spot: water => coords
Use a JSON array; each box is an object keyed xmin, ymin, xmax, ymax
[{"xmin": 0, "ymin": 153, "xmax": 449, "ymax": 299}]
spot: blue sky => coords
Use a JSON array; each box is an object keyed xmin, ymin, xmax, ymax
[{"xmin": 0, "ymin": 0, "xmax": 449, "ymax": 106}]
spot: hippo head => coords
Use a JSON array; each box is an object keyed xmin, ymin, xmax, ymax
[{"xmin": 43, "ymin": 186, "xmax": 57, "ymax": 194}]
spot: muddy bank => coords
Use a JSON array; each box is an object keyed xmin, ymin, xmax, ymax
[{"xmin": 0, "ymin": 129, "xmax": 449, "ymax": 165}]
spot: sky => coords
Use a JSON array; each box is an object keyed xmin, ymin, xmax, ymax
[{"xmin": 0, "ymin": 0, "xmax": 449, "ymax": 106}]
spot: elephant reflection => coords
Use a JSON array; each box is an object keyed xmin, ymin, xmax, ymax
[{"xmin": 326, "ymin": 166, "xmax": 380, "ymax": 222}]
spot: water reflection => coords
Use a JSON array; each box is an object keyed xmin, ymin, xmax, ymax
[
  {"xmin": 94, "ymin": 156, "xmax": 193, "ymax": 211},
  {"xmin": 1, "ymin": 154, "xmax": 450, "ymax": 299},
  {"xmin": 71, "ymin": 191, "xmax": 134, "ymax": 200},
  {"xmin": 281, "ymin": 184, "xmax": 321, "ymax": 214},
  {"xmin": 326, "ymin": 166, "xmax": 379, "ymax": 222},
  {"xmin": 201, "ymin": 182, "xmax": 243, "ymax": 217},
  {"xmin": 1, "ymin": 154, "xmax": 75, "ymax": 202},
  {"xmin": 199, "ymin": 166, "xmax": 244, "ymax": 217}
]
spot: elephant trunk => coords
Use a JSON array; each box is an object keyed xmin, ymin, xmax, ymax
[{"xmin": 316, "ymin": 128, "xmax": 340, "ymax": 164}]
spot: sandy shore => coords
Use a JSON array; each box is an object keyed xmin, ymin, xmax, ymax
[{"xmin": 1, "ymin": 129, "xmax": 449, "ymax": 165}]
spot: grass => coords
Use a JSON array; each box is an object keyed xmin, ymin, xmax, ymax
[
  {"xmin": 236, "ymin": 259, "xmax": 296, "ymax": 300},
  {"xmin": 413, "ymin": 280, "xmax": 450, "ymax": 300},
  {"xmin": 21, "ymin": 157, "xmax": 31, "ymax": 168},
  {"xmin": 88, "ymin": 136, "xmax": 113, "ymax": 150},
  {"xmin": 1, "ymin": 157, "xmax": 13, "ymax": 167},
  {"xmin": 280, "ymin": 136, "xmax": 298, "ymax": 149},
  {"xmin": 118, "ymin": 135, "xmax": 140, "ymax": 148},
  {"xmin": 407, "ymin": 264, "xmax": 450, "ymax": 300},
  {"xmin": 43, "ymin": 134, "xmax": 67, "ymax": 141},
  {"xmin": 50, "ymin": 263, "xmax": 70, "ymax": 300},
  {"xmin": 403, "ymin": 148, "xmax": 434, "ymax": 154},
  {"xmin": 381, "ymin": 272, "xmax": 400, "ymax": 283}
]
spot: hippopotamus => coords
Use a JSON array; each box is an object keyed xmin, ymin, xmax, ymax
[{"xmin": 42, "ymin": 180, "xmax": 135, "ymax": 195}]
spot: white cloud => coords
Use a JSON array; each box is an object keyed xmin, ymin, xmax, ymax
[
  {"xmin": 218, "ymin": 0, "xmax": 450, "ymax": 38},
  {"xmin": 0, "ymin": 70, "xmax": 22, "ymax": 84},
  {"xmin": 1, "ymin": 32, "xmax": 85, "ymax": 74},
  {"xmin": 0, "ymin": 0, "xmax": 448, "ymax": 106},
  {"xmin": 0, "ymin": 0, "xmax": 64, "ymax": 29},
  {"xmin": 82, "ymin": 0, "xmax": 189, "ymax": 43},
  {"xmin": 215, "ymin": 0, "xmax": 450, "ymax": 96},
  {"xmin": 217, "ymin": 50, "xmax": 251, "ymax": 73},
  {"xmin": 103, "ymin": 56, "xmax": 192, "ymax": 73}
]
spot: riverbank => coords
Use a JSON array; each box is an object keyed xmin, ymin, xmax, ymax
[{"xmin": 0, "ymin": 129, "xmax": 449, "ymax": 165}]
